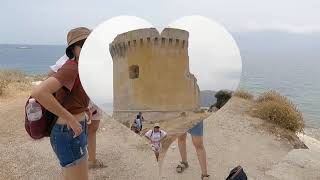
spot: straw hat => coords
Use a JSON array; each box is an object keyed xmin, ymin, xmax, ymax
[
  {"xmin": 154, "ymin": 123, "xmax": 160, "ymax": 128},
  {"xmin": 65, "ymin": 27, "xmax": 91, "ymax": 58}
]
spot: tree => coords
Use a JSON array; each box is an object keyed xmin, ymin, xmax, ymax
[{"xmin": 214, "ymin": 90, "xmax": 232, "ymax": 109}]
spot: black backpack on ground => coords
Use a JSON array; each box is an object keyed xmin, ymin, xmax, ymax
[{"xmin": 226, "ymin": 166, "xmax": 247, "ymax": 180}]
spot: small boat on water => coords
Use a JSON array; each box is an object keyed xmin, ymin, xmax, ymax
[{"xmin": 16, "ymin": 46, "xmax": 32, "ymax": 49}]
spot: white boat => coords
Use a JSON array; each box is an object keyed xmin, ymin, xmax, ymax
[{"xmin": 16, "ymin": 46, "xmax": 32, "ymax": 49}]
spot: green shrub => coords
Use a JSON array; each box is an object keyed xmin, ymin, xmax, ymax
[
  {"xmin": 214, "ymin": 90, "xmax": 232, "ymax": 109},
  {"xmin": 253, "ymin": 90, "xmax": 304, "ymax": 133},
  {"xmin": 233, "ymin": 89, "xmax": 254, "ymax": 100}
]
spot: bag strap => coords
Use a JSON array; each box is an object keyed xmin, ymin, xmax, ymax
[{"xmin": 150, "ymin": 130, "xmax": 162, "ymax": 137}]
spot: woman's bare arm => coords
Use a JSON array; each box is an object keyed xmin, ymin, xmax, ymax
[{"xmin": 31, "ymin": 77, "xmax": 82, "ymax": 137}]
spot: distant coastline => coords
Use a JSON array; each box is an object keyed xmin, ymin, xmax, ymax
[{"xmin": 1, "ymin": 36, "xmax": 319, "ymax": 128}]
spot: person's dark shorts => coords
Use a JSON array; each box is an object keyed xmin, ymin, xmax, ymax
[
  {"xmin": 50, "ymin": 119, "xmax": 88, "ymax": 167},
  {"xmin": 188, "ymin": 120, "xmax": 204, "ymax": 136}
]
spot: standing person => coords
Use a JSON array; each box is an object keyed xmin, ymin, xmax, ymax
[
  {"xmin": 131, "ymin": 112, "xmax": 144, "ymax": 134},
  {"xmin": 144, "ymin": 123, "xmax": 167, "ymax": 161},
  {"xmin": 50, "ymin": 55, "xmax": 105, "ymax": 169},
  {"xmin": 137, "ymin": 112, "xmax": 144, "ymax": 121},
  {"xmin": 31, "ymin": 27, "xmax": 90, "ymax": 180},
  {"xmin": 176, "ymin": 120, "xmax": 210, "ymax": 180}
]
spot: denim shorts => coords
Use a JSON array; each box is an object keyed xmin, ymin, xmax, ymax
[
  {"xmin": 188, "ymin": 120, "xmax": 203, "ymax": 136},
  {"xmin": 50, "ymin": 120, "xmax": 88, "ymax": 167}
]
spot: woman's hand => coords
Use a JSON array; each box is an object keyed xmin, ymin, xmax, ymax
[
  {"xmin": 85, "ymin": 109, "xmax": 92, "ymax": 125},
  {"xmin": 68, "ymin": 117, "xmax": 83, "ymax": 138}
]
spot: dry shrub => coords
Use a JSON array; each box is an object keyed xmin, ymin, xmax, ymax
[
  {"xmin": 0, "ymin": 69, "xmax": 27, "ymax": 82},
  {"xmin": 0, "ymin": 69, "xmax": 28, "ymax": 96},
  {"xmin": 233, "ymin": 89, "xmax": 254, "ymax": 100},
  {"xmin": 252, "ymin": 90, "xmax": 304, "ymax": 133},
  {"xmin": 0, "ymin": 79, "xmax": 8, "ymax": 95},
  {"xmin": 256, "ymin": 90, "xmax": 285, "ymax": 103}
]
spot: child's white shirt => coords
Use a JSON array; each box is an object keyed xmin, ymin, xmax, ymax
[{"xmin": 145, "ymin": 130, "xmax": 167, "ymax": 143}]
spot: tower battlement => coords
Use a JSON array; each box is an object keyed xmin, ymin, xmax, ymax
[
  {"xmin": 111, "ymin": 27, "xmax": 200, "ymax": 114},
  {"xmin": 109, "ymin": 28, "xmax": 189, "ymax": 58}
]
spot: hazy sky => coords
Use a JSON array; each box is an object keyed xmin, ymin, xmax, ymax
[{"xmin": 1, "ymin": 0, "xmax": 320, "ymax": 44}]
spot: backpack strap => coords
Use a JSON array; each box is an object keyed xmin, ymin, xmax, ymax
[{"xmin": 151, "ymin": 130, "xmax": 162, "ymax": 137}]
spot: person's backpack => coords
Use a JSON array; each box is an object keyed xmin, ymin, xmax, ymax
[
  {"xmin": 25, "ymin": 61, "xmax": 80, "ymax": 140},
  {"xmin": 226, "ymin": 166, "xmax": 247, "ymax": 180}
]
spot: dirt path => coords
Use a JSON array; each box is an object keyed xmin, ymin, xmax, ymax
[{"xmin": 1, "ymin": 96, "xmax": 319, "ymax": 180}]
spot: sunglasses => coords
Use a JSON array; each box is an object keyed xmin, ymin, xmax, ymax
[{"xmin": 74, "ymin": 39, "xmax": 86, "ymax": 48}]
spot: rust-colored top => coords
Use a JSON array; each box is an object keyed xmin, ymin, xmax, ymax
[{"xmin": 52, "ymin": 60, "xmax": 89, "ymax": 114}]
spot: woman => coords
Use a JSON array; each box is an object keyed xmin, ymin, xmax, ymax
[
  {"xmin": 31, "ymin": 27, "xmax": 91, "ymax": 180},
  {"xmin": 144, "ymin": 123, "xmax": 167, "ymax": 161},
  {"xmin": 176, "ymin": 120, "xmax": 210, "ymax": 180},
  {"xmin": 49, "ymin": 55, "xmax": 106, "ymax": 169}
]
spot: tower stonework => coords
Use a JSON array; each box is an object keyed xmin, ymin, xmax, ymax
[{"xmin": 110, "ymin": 28, "xmax": 200, "ymax": 122}]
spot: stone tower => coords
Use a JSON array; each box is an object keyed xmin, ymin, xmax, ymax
[{"xmin": 109, "ymin": 28, "xmax": 200, "ymax": 118}]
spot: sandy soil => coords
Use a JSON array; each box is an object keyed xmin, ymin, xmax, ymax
[{"xmin": 1, "ymin": 95, "xmax": 320, "ymax": 180}]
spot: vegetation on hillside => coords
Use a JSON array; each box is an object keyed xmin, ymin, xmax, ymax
[
  {"xmin": 252, "ymin": 90, "xmax": 304, "ymax": 133},
  {"xmin": 233, "ymin": 89, "xmax": 254, "ymax": 100},
  {"xmin": 213, "ymin": 90, "xmax": 232, "ymax": 109},
  {"xmin": 0, "ymin": 69, "xmax": 45, "ymax": 97}
]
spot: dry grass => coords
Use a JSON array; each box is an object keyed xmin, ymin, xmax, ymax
[
  {"xmin": 252, "ymin": 90, "xmax": 304, "ymax": 133},
  {"xmin": 0, "ymin": 69, "xmax": 33, "ymax": 97},
  {"xmin": 233, "ymin": 89, "xmax": 254, "ymax": 100},
  {"xmin": 256, "ymin": 90, "xmax": 285, "ymax": 103},
  {"xmin": 0, "ymin": 79, "xmax": 6, "ymax": 96},
  {"xmin": 1, "ymin": 69, "xmax": 25, "ymax": 96}
]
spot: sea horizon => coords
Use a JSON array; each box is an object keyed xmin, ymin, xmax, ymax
[{"xmin": 1, "ymin": 38, "xmax": 319, "ymax": 129}]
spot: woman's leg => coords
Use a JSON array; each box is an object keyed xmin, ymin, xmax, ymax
[
  {"xmin": 191, "ymin": 135, "xmax": 208, "ymax": 176},
  {"xmin": 64, "ymin": 158, "xmax": 88, "ymax": 180},
  {"xmin": 88, "ymin": 120, "xmax": 100, "ymax": 163},
  {"xmin": 178, "ymin": 133, "xmax": 188, "ymax": 162}
]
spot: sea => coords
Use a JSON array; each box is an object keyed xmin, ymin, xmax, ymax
[{"xmin": 0, "ymin": 36, "xmax": 319, "ymax": 129}]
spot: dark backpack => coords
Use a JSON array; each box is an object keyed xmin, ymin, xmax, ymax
[
  {"xmin": 25, "ymin": 61, "xmax": 80, "ymax": 139},
  {"xmin": 226, "ymin": 166, "xmax": 247, "ymax": 180}
]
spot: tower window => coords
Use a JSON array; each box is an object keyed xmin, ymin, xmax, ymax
[{"xmin": 129, "ymin": 65, "xmax": 139, "ymax": 79}]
